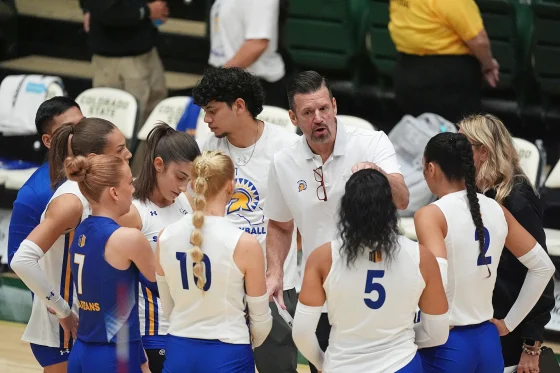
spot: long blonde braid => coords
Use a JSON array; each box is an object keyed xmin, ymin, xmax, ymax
[{"xmin": 189, "ymin": 150, "xmax": 235, "ymax": 292}]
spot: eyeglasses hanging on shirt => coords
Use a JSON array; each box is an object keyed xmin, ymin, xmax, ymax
[{"xmin": 314, "ymin": 166, "xmax": 328, "ymax": 202}]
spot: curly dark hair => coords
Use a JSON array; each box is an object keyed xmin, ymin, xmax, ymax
[
  {"xmin": 192, "ymin": 67, "xmax": 265, "ymax": 119},
  {"xmin": 338, "ymin": 169, "xmax": 400, "ymax": 267},
  {"xmin": 424, "ymin": 132, "xmax": 490, "ymax": 276}
]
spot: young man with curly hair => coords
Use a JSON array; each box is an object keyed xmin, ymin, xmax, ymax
[{"xmin": 193, "ymin": 67, "xmax": 300, "ymax": 373}]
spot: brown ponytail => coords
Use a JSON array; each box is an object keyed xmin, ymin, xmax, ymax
[{"xmin": 49, "ymin": 118, "xmax": 118, "ymax": 189}]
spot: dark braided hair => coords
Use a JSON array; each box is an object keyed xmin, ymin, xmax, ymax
[
  {"xmin": 337, "ymin": 169, "xmax": 400, "ymax": 267},
  {"xmin": 424, "ymin": 133, "xmax": 490, "ymax": 276}
]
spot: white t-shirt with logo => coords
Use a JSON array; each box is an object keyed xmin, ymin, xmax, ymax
[
  {"xmin": 209, "ymin": 0, "xmax": 285, "ymax": 83},
  {"xmin": 200, "ymin": 122, "xmax": 299, "ymax": 290}
]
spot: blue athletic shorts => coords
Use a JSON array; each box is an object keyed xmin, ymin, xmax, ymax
[
  {"xmin": 30, "ymin": 343, "xmax": 71, "ymax": 368},
  {"xmin": 164, "ymin": 335, "xmax": 254, "ymax": 373},
  {"xmin": 68, "ymin": 339, "xmax": 147, "ymax": 373},
  {"xmin": 396, "ymin": 352, "xmax": 423, "ymax": 373},
  {"xmin": 420, "ymin": 321, "xmax": 504, "ymax": 373}
]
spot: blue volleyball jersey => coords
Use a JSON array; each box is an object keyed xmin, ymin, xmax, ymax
[
  {"xmin": 8, "ymin": 162, "xmax": 53, "ymax": 265},
  {"xmin": 70, "ymin": 216, "xmax": 140, "ymax": 344}
]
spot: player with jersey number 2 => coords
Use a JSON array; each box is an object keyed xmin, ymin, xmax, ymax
[
  {"xmin": 118, "ymin": 122, "xmax": 201, "ymax": 373},
  {"xmin": 155, "ymin": 150, "xmax": 272, "ymax": 372},
  {"xmin": 414, "ymin": 132, "xmax": 555, "ymax": 373},
  {"xmin": 293, "ymin": 168, "xmax": 449, "ymax": 373}
]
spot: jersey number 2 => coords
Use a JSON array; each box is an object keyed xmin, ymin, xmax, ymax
[
  {"xmin": 475, "ymin": 227, "xmax": 492, "ymax": 266},
  {"xmin": 176, "ymin": 252, "xmax": 212, "ymax": 291},
  {"xmin": 364, "ymin": 270, "xmax": 386, "ymax": 310},
  {"xmin": 74, "ymin": 254, "xmax": 85, "ymax": 295}
]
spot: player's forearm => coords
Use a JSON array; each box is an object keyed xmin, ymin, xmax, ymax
[
  {"xmin": 12, "ymin": 240, "xmax": 71, "ymax": 317},
  {"xmin": 265, "ymin": 220, "xmax": 293, "ymax": 276},
  {"xmin": 465, "ymin": 29, "xmax": 494, "ymax": 71},
  {"xmin": 225, "ymin": 39, "xmax": 268, "ymax": 69}
]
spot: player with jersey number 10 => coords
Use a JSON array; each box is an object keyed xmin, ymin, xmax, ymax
[
  {"xmin": 293, "ymin": 168, "xmax": 449, "ymax": 373},
  {"xmin": 155, "ymin": 150, "xmax": 272, "ymax": 373},
  {"xmin": 414, "ymin": 132, "xmax": 555, "ymax": 373}
]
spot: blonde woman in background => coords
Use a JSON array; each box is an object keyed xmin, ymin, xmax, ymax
[
  {"xmin": 459, "ymin": 114, "xmax": 554, "ymax": 373},
  {"xmin": 155, "ymin": 150, "xmax": 272, "ymax": 373}
]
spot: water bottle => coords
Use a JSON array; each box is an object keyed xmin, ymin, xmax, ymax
[{"xmin": 536, "ymin": 139, "xmax": 547, "ymax": 187}]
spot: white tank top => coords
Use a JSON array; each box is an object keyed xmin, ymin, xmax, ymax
[
  {"xmin": 432, "ymin": 190, "xmax": 508, "ymax": 326},
  {"xmin": 133, "ymin": 193, "xmax": 192, "ymax": 337},
  {"xmin": 22, "ymin": 180, "xmax": 91, "ymax": 348},
  {"xmin": 323, "ymin": 236, "xmax": 424, "ymax": 373},
  {"xmin": 159, "ymin": 215, "xmax": 250, "ymax": 344}
]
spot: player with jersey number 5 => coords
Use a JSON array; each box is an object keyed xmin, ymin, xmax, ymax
[
  {"xmin": 155, "ymin": 150, "xmax": 272, "ymax": 372},
  {"xmin": 265, "ymin": 70, "xmax": 409, "ymax": 373},
  {"xmin": 414, "ymin": 132, "xmax": 555, "ymax": 373},
  {"xmin": 193, "ymin": 66, "xmax": 300, "ymax": 373},
  {"xmin": 10, "ymin": 118, "xmax": 132, "ymax": 373},
  {"xmin": 118, "ymin": 122, "xmax": 201, "ymax": 373},
  {"xmin": 65, "ymin": 155, "xmax": 155, "ymax": 373},
  {"xmin": 293, "ymin": 168, "xmax": 449, "ymax": 373}
]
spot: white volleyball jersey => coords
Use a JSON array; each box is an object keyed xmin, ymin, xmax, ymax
[
  {"xmin": 200, "ymin": 122, "xmax": 300, "ymax": 290},
  {"xmin": 432, "ymin": 190, "xmax": 508, "ymax": 326},
  {"xmin": 22, "ymin": 180, "xmax": 90, "ymax": 348},
  {"xmin": 133, "ymin": 193, "xmax": 192, "ymax": 338},
  {"xmin": 159, "ymin": 215, "xmax": 250, "ymax": 344},
  {"xmin": 323, "ymin": 236, "xmax": 424, "ymax": 373}
]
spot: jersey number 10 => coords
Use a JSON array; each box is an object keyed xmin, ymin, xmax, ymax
[
  {"xmin": 364, "ymin": 270, "xmax": 386, "ymax": 310},
  {"xmin": 176, "ymin": 252, "xmax": 212, "ymax": 291}
]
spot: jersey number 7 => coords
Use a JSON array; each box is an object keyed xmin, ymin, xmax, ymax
[{"xmin": 364, "ymin": 270, "xmax": 386, "ymax": 310}]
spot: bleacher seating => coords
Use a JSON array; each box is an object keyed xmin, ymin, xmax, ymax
[
  {"xmin": 284, "ymin": 0, "xmax": 370, "ymax": 81},
  {"xmin": 513, "ymin": 137, "xmax": 541, "ymax": 187}
]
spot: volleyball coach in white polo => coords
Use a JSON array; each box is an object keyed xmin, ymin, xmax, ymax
[{"xmin": 264, "ymin": 71, "xmax": 409, "ymax": 373}]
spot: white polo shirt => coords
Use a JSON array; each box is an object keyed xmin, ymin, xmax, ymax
[
  {"xmin": 265, "ymin": 121, "xmax": 402, "ymax": 262},
  {"xmin": 209, "ymin": 0, "xmax": 285, "ymax": 82}
]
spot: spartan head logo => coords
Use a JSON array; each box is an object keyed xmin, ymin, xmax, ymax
[{"xmin": 227, "ymin": 178, "xmax": 260, "ymax": 215}]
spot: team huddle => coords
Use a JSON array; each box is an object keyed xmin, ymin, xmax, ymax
[{"xmin": 7, "ymin": 68, "xmax": 556, "ymax": 373}]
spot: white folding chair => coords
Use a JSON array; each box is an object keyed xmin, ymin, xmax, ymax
[
  {"xmin": 0, "ymin": 208, "xmax": 12, "ymax": 265},
  {"xmin": 257, "ymin": 106, "xmax": 295, "ymax": 133},
  {"xmin": 337, "ymin": 115, "xmax": 377, "ymax": 131},
  {"xmin": 137, "ymin": 97, "xmax": 192, "ymax": 141},
  {"xmin": 76, "ymin": 88, "xmax": 138, "ymax": 140},
  {"xmin": 4, "ymin": 168, "xmax": 38, "ymax": 191},
  {"xmin": 512, "ymin": 137, "xmax": 540, "ymax": 187},
  {"xmin": 399, "ymin": 217, "xmax": 417, "ymax": 240}
]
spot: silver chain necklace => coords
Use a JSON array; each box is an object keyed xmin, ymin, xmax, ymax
[{"xmin": 226, "ymin": 122, "xmax": 260, "ymax": 167}]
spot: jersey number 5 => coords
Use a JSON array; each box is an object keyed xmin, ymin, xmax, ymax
[
  {"xmin": 74, "ymin": 254, "xmax": 85, "ymax": 295},
  {"xmin": 475, "ymin": 227, "xmax": 492, "ymax": 266},
  {"xmin": 364, "ymin": 270, "xmax": 386, "ymax": 310},
  {"xmin": 176, "ymin": 252, "xmax": 212, "ymax": 291}
]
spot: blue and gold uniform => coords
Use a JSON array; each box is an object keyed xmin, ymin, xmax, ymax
[{"xmin": 68, "ymin": 216, "xmax": 146, "ymax": 373}]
